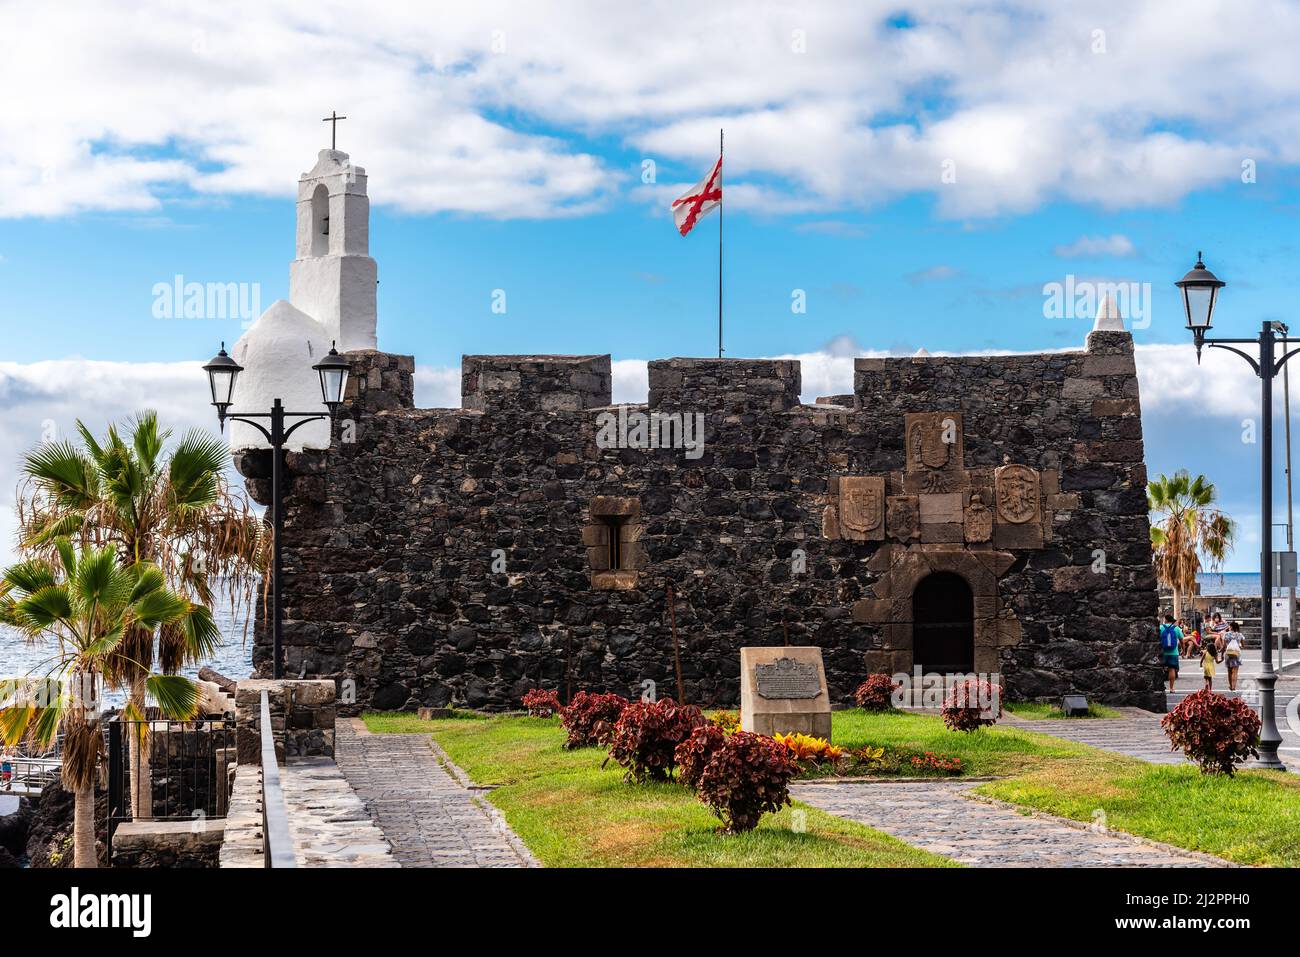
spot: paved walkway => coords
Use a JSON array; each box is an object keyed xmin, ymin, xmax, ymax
[
  {"xmin": 282, "ymin": 758, "xmax": 398, "ymax": 867},
  {"xmin": 1007, "ymin": 708, "xmax": 1189, "ymax": 765},
  {"xmin": 1001, "ymin": 665, "xmax": 1300, "ymax": 770},
  {"xmin": 220, "ymin": 756, "xmax": 396, "ymax": 868},
  {"xmin": 335, "ymin": 719, "xmax": 535, "ymax": 867},
  {"xmin": 792, "ymin": 780, "xmax": 1224, "ymax": 867}
]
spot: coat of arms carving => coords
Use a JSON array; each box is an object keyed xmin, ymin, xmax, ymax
[
  {"xmin": 904, "ymin": 412, "xmax": 962, "ymax": 473},
  {"xmin": 886, "ymin": 495, "xmax": 920, "ymax": 541},
  {"xmin": 995, "ymin": 465, "xmax": 1040, "ymax": 525},
  {"xmin": 838, "ymin": 476, "xmax": 884, "ymax": 539},
  {"xmin": 964, "ymin": 492, "xmax": 993, "ymax": 542}
]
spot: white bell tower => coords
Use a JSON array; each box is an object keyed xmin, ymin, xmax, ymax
[{"xmin": 289, "ymin": 147, "xmax": 378, "ymax": 352}]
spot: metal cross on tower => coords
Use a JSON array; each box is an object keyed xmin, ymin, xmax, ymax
[{"xmin": 322, "ymin": 110, "xmax": 347, "ymax": 150}]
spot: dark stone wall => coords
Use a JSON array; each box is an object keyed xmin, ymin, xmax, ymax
[{"xmin": 240, "ymin": 332, "xmax": 1163, "ymax": 713}]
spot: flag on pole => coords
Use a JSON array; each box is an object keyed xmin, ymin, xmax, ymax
[{"xmin": 671, "ymin": 155, "xmax": 722, "ymax": 237}]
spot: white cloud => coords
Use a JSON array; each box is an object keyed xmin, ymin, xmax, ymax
[
  {"xmin": 1053, "ymin": 234, "xmax": 1138, "ymax": 258},
  {"xmin": 1, "ymin": 1, "xmax": 1297, "ymax": 219},
  {"xmin": 0, "ymin": 358, "xmax": 220, "ymax": 569},
  {"xmin": 413, "ymin": 365, "xmax": 461, "ymax": 409},
  {"xmin": 906, "ymin": 264, "xmax": 962, "ymax": 284}
]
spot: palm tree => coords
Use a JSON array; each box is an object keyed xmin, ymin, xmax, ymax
[
  {"xmin": 15, "ymin": 411, "xmax": 267, "ymax": 816},
  {"xmin": 0, "ymin": 541, "xmax": 199, "ymax": 867},
  {"xmin": 1148, "ymin": 471, "xmax": 1235, "ymax": 620}
]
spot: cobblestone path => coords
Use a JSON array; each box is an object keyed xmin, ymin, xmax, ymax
[
  {"xmin": 1007, "ymin": 709, "xmax": 1188, "ymax": 765},
  {"xmin": 792, "ymin": 780, "xmax": 1225, "ymax": 867},
  {"xmin": 335, "ymin": 720, "xmax": 535, "ymax": 867},
  {"xmin": 1007, "ymin": 701, "xmax": 1299, "ymax": 770}
]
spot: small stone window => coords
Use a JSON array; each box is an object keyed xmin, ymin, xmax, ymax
[{"xmin": 585, "ymin": 496, "xmax": 643, "ymax": 590}]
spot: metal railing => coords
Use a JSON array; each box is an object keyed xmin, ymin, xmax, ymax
[
  {"xmin": 1, "ymin": 741, "xmax": 61, "ymax": 795},
  {"xmin": 260, "ymin": 689, "xmax": 295, "ymax": 868},
  {"xmin": 106, "ymin": 714, "xmax": 237, "ymax": 857}
]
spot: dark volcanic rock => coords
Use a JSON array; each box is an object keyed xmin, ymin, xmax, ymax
[
  {"xmin": 25, "ymin": 781, "xmax": 109, "ymax": 868},
  {"xmin": 247, "ymin": 335, "xmax": 1160, "ymax": 712}
]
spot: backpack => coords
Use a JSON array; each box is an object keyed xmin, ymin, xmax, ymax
[{"xmin": 1159, "ymin": 624, "xmax": 1179, "ymax": 651}]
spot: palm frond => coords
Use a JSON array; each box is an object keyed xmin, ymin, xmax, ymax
[
  {"xmin": 146, "ymin": 674, "xmax": 199, "ymax": 720},
  {"xmin": 130, "ymin": 410, "xmax": 169, "ymax": 476},
  {"xmin": 167, "ymin": 430, "xmax": 226, "ymax": 511},
  {"xmin": 174, "ymin": 604, "xmax": 222, "ymax": 666},
  {"xmin": 2, "ymin": 558, "xmax": 58, "ymax": 596},
  {"xmin": 24, "ymin": 440, "xmax": 100, "ymax": 510},
  {"xmin": 15, "ymin": 585, "xmax": 74, "ymax": 629}
]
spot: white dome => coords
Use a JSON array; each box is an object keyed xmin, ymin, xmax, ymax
[
  {"xmin": 1093, "ymin": 293, "xmax": 1126, "ymax": 332},
  {"xmin": 228, "ymin": 300, "xmax": 333, "ymax": 452}
]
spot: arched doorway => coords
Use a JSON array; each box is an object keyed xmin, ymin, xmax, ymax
[{"xmin": 912, "ymin": 572, "xmax": 974, "ymax": 674}]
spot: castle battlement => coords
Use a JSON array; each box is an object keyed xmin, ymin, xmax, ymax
[
  {"xmin": 233, "ymin": 149, "xmax": 1160, "ymax": 717},
  {"xmin": 462, "ymin": 355, "xmax": 611, "ymax": 413}
]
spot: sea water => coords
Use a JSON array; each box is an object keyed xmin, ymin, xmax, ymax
[{"xmin": 0, "ymin": 592, "xmax": 255, "ymax": 707}]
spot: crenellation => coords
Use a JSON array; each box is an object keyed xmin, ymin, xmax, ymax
[
  {"xmin": 462, "ymin": 354, "xmax": 612, "ymax": 412},
  {"xmin": 248, "ymin": 329, "xmax": 1161, "ymax": 714}
]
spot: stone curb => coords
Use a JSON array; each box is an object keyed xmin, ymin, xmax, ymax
[
  {"xmin": 959, "ymin": 790, "xmax": 1240, "ymax": 868},
  {"xmin": 424, "ymin": 736, "xmax": 541, "ymax": 868}
]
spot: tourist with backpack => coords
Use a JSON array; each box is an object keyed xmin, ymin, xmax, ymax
[
  {"xmin": 1224, "ymin": 621, "xmax": 1244, "ymax": 691},
  {"xmin": 1159, "ymin": 614, "xmax": 1183, "ymax": 692}
]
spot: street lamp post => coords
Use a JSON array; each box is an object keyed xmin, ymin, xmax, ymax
[
  {"xmin": 202, "ymin": 342, "xmax": 351, "ymax": 679},
  {"xmin": 1179, "ymin": 253, "xmax": 1287, "ymax": 770}
]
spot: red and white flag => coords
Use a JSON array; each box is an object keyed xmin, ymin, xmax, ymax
[{"xmin": 671, "ymin": 155, "xmax": 722, "ymax": 237}]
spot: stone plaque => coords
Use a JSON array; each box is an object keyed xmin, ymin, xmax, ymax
[
  {"xmin": 740, "ymin": 646, "xmax": 831, "ymax": 739},
  {"xmin": 754, "ymin": 657, "xmax": 823, "ymax": 699},
  {"xmin": 838, "ymin": 475, "xmax": 884, "ymax": 540},
  {"xmin": 964, "ymin": 492, "xmax": 993, "ymax": 542},
  {"xmin": 995, "ymin": 464, "xmax": 1040, "ymax": 525},
  {"xmin": 905, "ymin": 412, "xmax": 962, "ymax": 473},
  {"xmin": 886, "ymin": 495, "xmax": 920, "ymax": 541}
]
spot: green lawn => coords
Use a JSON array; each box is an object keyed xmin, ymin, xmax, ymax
[
  {"xmin": 976, "ymin": 757, "xmax": 1300, "ymax": 867},
  {"xmin": 361, "ymin": 711, "xmax": 953, "ymax": 868},
  {"xmin": 828, "ymin": 709, "xmax": 1094, "ymax": 776},
  {"xmin": 1004, "ymin": 701, "xmax": 1123, "ymax": 720},
  {"xmin": 362, "ymin": 708, "xmax": 1300, "ymax": 867},
  {"xmin": 363, "ymin": 709, "xmax": 487, "ymax": 732}
]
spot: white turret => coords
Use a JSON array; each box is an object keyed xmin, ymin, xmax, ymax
[
  {"xmin": 290, "ymin": 149, "xmax": 378, "ymax": 352},
  {"xmin": 1093, "ymin": 292, "xmax": 1125, "ymax": 331},
  {"xmin": 228, "ymin": 148, "xmax": 378, "ymax": 452}
]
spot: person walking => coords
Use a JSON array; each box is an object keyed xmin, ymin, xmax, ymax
[
  {"xmin": 1159, "ymin": 614, "xmax": 1183, "ymax": 693},
  {"xmin": 1200, "ymin": 634, "xmax": 1220, "ymax": 691},
  {"xmin": 1224, "ymin": 621, "xmax": 1244, "ymax": 691}
]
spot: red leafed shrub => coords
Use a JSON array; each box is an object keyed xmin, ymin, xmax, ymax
[
  {"xmin": 941, "ymin": 677, "xmax": 1003, "ymax": 732},
  {"xmin": 853, "ymin": 674, "xmax": 899, "ymax": 712},
  {"xmin": 521, "ymin": 688, "xmax": 561, "ymax": 718},
  {"xmin": 675, "ymin": 722, "xmax": 728, "ymax": 790},
  {"xmin": 696, "ymin": 731, "xmax": 800, "ymax": 833},
  {"xmin": 1161, "ymin": 689, "xmax": 1261, "ymax": 775},
  {"xmin": 607, "ymin": 698, "xmax": 705, "ymax": 783},
  {"xmin": 909, "ymin": 751, "xmax": 963, "ymax": 774},
  {"xmin": 560, "ymin": 691, "xmax": 628, "ymax": 749}
]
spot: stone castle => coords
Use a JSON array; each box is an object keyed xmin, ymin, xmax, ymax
[{"xmin": 231, "ymin": 149, "xmax": 1163, "ymax": 713}]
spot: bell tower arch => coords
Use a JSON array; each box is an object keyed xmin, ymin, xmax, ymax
[{"xmin": 290, "ymin": 148, "xmax": 378, "ymax": 352}]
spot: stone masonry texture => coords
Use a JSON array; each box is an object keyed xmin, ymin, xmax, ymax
[{"xmin": 236, "ymin": 331, "xmax": 1162, "ymax": 713}]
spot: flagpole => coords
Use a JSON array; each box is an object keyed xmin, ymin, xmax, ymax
[{"xmin": 718, "ymin": 127, "xmax": 724, "ymax": 359}]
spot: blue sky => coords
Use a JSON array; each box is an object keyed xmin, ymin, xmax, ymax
[
  {"xmin": 4, "ymin": 183, "xmax": 1296, "ymax": 365},
  {"xmin": 2, "ymin": 0, "xmax": 1300, "ymax": 571}
]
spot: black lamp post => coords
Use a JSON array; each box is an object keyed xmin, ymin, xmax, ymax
[
  {"xmin": 1179, "ymin": 253, "xmax": 1287, "ymax": 770},
  {"xmin": 203, "ymin": 341, "xmax": 351, "ymax": 679}
]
